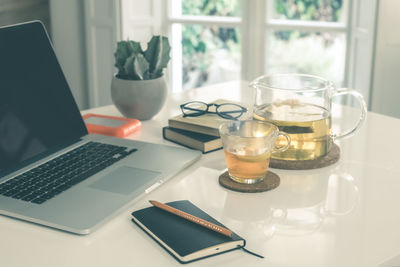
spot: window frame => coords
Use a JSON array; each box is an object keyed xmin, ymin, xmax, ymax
[{"xmin": 164, "ymin": 0, "xmax": 352, "ymax": 92}]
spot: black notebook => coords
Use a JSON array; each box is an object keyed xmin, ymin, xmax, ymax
[{"xmin": 131, "ymin": 200, "xmax": 245, "ymax": 263}]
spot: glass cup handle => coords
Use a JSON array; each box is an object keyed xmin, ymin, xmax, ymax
[
  {"xmin": 273, "ymin": 132, "xmax": 291, "ymax": 153},
  {"xmin": 331, "ymin": 88, "xmax": 367, "ymax": 141}
]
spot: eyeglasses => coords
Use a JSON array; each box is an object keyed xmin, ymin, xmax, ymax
[{"xmin": 180, "ymin": 101, "xmax": 247, "ymax": 120}]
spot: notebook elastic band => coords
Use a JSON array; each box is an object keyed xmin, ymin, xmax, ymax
[{"xmin": 241, "ymin": 247, "xmax": 265, "ymax": 259}]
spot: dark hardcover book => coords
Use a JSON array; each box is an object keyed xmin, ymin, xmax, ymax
[
  {"xmin": 131, "ymin": 200, "xmax": 245, "ymax": 264},
  {"xmin": 162, "ymin": 126, "xmax": 222, "ymax": 153}
]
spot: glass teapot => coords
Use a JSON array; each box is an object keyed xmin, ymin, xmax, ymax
[{"xmin": 251, "ymin": 73, "xmax": 367, "ymax": 161}]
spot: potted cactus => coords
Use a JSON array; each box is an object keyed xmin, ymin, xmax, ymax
[{"xmin": 111, "ymin": 35, "xmax": 171, "ymax": 120}]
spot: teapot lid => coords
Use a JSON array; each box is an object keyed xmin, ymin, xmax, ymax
[{"xmin": 250, "ymin": 73, "xmax": 333, "ymax": 92}]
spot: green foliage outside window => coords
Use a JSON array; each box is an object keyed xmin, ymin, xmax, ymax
[
  {"xmin": 182, "ymin": 0, "xmax": 241, "ymax": 16},
  {"xmin": 274, "ymin": 0, "xmax": 343, "ymax": 41},
  {"xmin": 274, "ymin": 0, "xmax": 343, "ymax": 22},
  {"xmin": 181, "ymin": 0, "xmax": 241, "ymax": 88}
]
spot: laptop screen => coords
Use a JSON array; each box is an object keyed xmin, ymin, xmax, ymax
[{"xmin": 0, "ymin": 21, "xmax": 87, "ymax": 175}]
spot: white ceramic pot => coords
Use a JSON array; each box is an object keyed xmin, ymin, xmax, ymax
[{"xmin": 111, "ymin": 75, "xmax": 167, "ymax": 120}]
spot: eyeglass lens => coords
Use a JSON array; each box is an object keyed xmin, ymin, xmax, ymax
[
  {"xmin": 217, "ymin": 104, "xmax": 245, "ymax": 119},
  {"xmin": 181, "ymin": 102, "xmax": 208, "ymax": 116}
]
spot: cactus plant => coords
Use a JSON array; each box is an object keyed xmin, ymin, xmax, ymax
[{"xmin": 114, "ymin": 36, "xmax": 171, "ymax": 80}]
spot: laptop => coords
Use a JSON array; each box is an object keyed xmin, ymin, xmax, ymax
[{"xmin": 0, "ymin": 21, "xmax": 201, "ymax": 234}]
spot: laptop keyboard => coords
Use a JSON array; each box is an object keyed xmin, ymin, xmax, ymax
[{"xmin": 0, "ymin": 141, "xmax": 137, "ymax": 204}]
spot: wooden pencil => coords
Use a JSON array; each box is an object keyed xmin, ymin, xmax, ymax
[{"xmin": 149, "ymin": 200, "xmax": 233, "ymax": 238}]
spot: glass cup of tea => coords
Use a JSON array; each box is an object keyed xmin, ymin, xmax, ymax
[
  {"xmin": 219, "ymin": 120, "xmax": 290, "ymax": 184},
  {"xmin": 251, "ymin": 73, "xmax": 367, "ymax": 161}
]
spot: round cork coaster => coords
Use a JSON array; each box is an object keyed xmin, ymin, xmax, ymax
[
  {"xmin": 270, "ymin": 143, "xmax": 340, "ymax": 170},
  {"xmin": 218, "ymin": 170, "xmax": 280, "ymax": 193}
]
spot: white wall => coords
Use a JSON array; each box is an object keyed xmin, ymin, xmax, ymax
[
  {"xmin": 370, "ymin": 0, "xmax": 400, "ymax": 118},
  {"xmin": 347, "ymin": 0, "xmax": 377, "ymax": 108},
  {"xmin": 49, "ymin": 0, "xmax": 88, "ymax": 109},
  {"xmin": 51, "ymin": 0, "xmax": 121, "ymax": 109},
  {"xmin": 83, "ymin": 0, "xmax": 120, "ymax": 108}
]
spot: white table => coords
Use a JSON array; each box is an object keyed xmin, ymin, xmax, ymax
[{"xmin": 2, "ymin": 80, "xmax": 400, "ymax": 267}]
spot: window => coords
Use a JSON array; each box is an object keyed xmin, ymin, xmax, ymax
[
  {"xmin": 266, "ymin": 0, "xmax": 348, "ymax": 87},
  {"xmin": 169, "ymin": 0, "xmax": 242, "ymax": 92},
  {"xmin": 122, "ymin": 0, "xmax": 350, "ymax": 92}
]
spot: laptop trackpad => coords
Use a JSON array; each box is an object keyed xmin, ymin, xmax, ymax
[{"xmin": 89, "ymin": 166, "xmax": 161, "ymax": 195}]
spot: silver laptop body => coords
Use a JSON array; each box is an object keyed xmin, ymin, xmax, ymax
[{"xmin": 0, "ymin": 21, "xmax": 201, "ymax": 234}]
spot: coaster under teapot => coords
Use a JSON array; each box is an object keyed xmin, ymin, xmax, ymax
[{"xmin": 269, "ymin": 143, "xmax": 340, "ymax": 170}]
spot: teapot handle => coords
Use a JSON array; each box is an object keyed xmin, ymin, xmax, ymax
[{"xmin": 331, "ymin": 88, "xmax": 367, "ymax": 141}]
